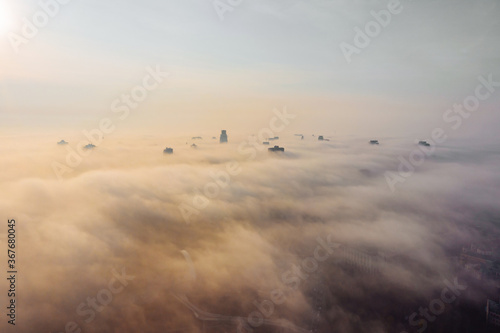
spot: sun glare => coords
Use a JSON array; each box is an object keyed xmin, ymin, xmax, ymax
[{"xmin": 0, "ymin": 2, "xmax": 14, "ymax": 35}]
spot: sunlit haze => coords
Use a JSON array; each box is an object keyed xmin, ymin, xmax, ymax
[{"xmin": 1, "ymin": 0, "xmax": 500, "ymax": 332}]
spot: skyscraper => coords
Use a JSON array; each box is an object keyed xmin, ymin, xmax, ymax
[{"xmin": 220, "ymin": 130, "xmax": 228, "ymax": 143}]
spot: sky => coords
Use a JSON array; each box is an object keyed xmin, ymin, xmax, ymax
[
  {"xmin": 1, "ymin": 1, "xmax": 500, "ymax": 332},
  {"xmin": 0, "ymin": 0, "xmax": 499, "ymax": 138}
]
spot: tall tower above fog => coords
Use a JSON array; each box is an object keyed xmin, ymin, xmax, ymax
[{"xmin": 220, "ymin": 130, "xmax": 228, "ymax": 143}]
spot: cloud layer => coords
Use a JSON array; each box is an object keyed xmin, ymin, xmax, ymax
[{"xmin": 1, "ymin": 133, "xmax": 499, "ymax": 333}]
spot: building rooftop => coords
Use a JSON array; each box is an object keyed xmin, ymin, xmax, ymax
[{"xmin": 486, "ymin": 298, "xmax": 500, "ymax": 327}]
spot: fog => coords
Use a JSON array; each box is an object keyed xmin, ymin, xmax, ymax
[
  {"xmin": 1, "ymin": 131, "xmax": 499, "ymax": 333},
  {"xmin": 1, "ymin": 0, "xmax": 500, "ymax": 331}
]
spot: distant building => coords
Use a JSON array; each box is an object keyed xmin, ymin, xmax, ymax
[
  {"xmin": 192, "ymin": 136, "xmax": 202, "ymax": 140},
  {"xmin": 220, "ymin": 130, "xmax": 228, "ymax": 143},
  {"xmin": 262, "ymin": 141, "xmax": 270, "ymax": 145},
  {"xmin": 83, "ymin": 143, "xmax": 96, "ymax": 149},
  {"xmin": 268, "ymin": 136, "xmax": 279, "ymax": 141},
  {"xmin": 461, "ymin": 244, "xmax": 493, "ymax": 266},
  {"xmin": 486, "ymin": 297, "xmax": 500, "ymax": 327},
  {"xmin": 268, "ymin": 145, "xmax": 285, "ymax": 152},
  {"xmin": 460, "ymin": 244, "xmax": 500, "ymax": 281},
  {"xmin": 488, "ymin": 261, "xmax": 500, "ymax": 281},
  {"xmin": 191, "ymin": 143, "xmax": 197, "ymax": 148},
  {"xmin": 318, "ymin": 136, "xmax": 324, "ymax": 141},
  {"xmin": 163, "ymin": 147, "xmax": 173, "ymax": 154},
  {"xmin": 418, "ymin": 140, "xmax": 430, "ymax": 147},
  {"xmin": 336, "ymin": 245, "xmax": 387, "ymax": 275},
  {"xmin": 57, "ymin": 140, "xmax": 68, "ymax": 145},
  {"xmin": 370, "ymin": 140, "xmax": 379, "ymax": 145}
]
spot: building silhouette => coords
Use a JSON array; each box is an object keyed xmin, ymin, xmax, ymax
[
  {"xmin": 268, "ymin": 145, "xmax": 285, "ymax": 152},
  {"xmin": 220, "ymin": 130, "xmax": 228, "ymax": 143},
  {"xmin": 418, "ymin": 140, "xmax": 430, "ymax": 147},
  {"xmin": 486, "ymin": 297, "xmax": 500, "ymax": 328}
]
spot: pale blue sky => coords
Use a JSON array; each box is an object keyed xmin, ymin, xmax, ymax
[{"xmin": 0, "ymin": 0, "xmax": 499, "ymax": 137}]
